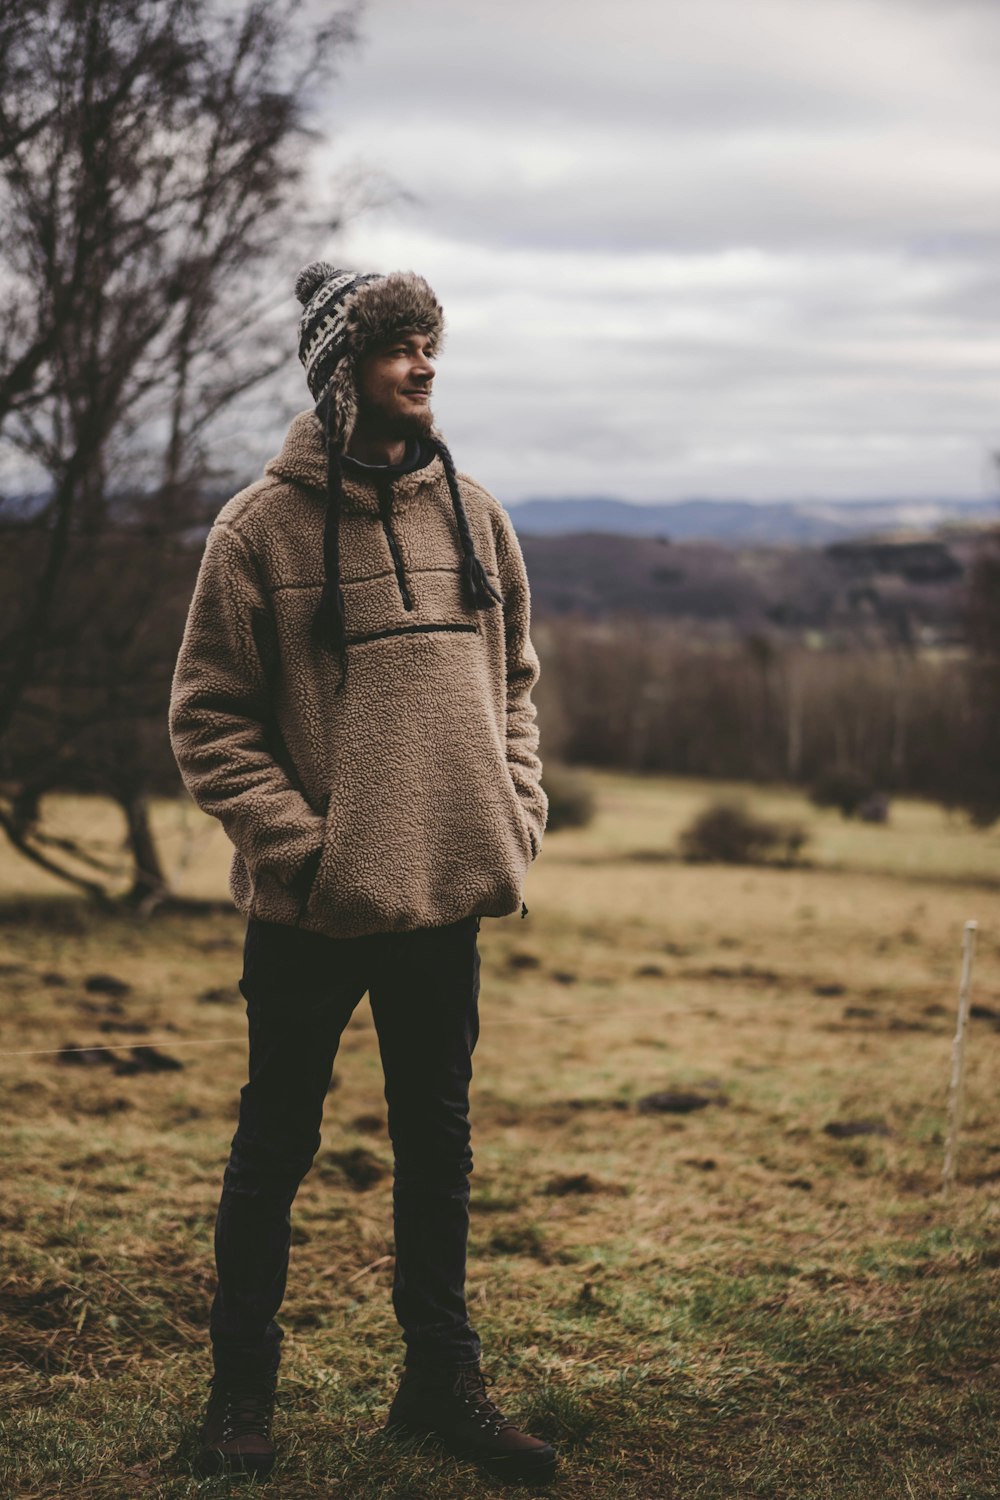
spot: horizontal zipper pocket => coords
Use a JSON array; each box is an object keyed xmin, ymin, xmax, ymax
[{"xmin": 347, "ymin": 622, "xmax": 480, "ymax": 647}]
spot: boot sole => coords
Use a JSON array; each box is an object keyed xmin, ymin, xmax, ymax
[
  {"xmin": 477, "ymin": 1446, "xmax": 558, "ymax": 1484},
  {"xmin": 195, "ymin": 1448, "xmax": 275, "ymax": 1479},
  {"xmin": 385, "ymin": 1419, "xmax": 557, "ymax": 1484}
]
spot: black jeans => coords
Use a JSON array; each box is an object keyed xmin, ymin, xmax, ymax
[{"xmin": 209, "ymin": 912, "xmax": 483, "ymax": 1382}]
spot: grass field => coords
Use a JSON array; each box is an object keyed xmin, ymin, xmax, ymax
[{"xmin": 1, "ymin": 773, "xmax": 998, "ymax": 1499}]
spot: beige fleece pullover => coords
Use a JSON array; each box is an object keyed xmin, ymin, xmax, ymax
[{"xmin": 167, "ymin": 409, "xmax": 548, "ymax": 939}]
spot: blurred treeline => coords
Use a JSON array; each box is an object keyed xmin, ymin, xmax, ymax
[
  {"xmin": 1, "ymin": 0, "xmax": 998, "ymax": 913},
  {"xmin": 3, "ymin": 510, "xmax": 997, "ymax": 909},
  {"xmin": 533, "ymin": 561, "xmax": 1000, "ymax": 823}
]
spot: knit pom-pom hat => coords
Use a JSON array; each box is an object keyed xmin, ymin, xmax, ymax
[{"xmin": 294, "ymin": 261, "xmax": 502, "ymax": 692}]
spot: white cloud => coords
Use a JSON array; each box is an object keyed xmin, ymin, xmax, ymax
[{"xmin": 294, "ymin": 0, "xmax": 1000, "ymax": 500}]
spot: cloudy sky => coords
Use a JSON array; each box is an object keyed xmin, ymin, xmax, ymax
[{"xmin": 310, "ymin": 0, "xmax": 1000, "ymax": 503}]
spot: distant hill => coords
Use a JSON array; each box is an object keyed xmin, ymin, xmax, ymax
[
  {"xmin": 519, "ymin": 529, "xmax": 991, "ymax": 645},
  {"xmin": 506, "ymin": 496, "xmax": 1000, "ymax": 546}
]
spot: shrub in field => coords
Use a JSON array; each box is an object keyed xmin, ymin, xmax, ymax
[
  {"xmin": 809, "ymin": 764, "xmax": 876, "ymax": 818},
  {"xmin": 540, "ymin": 762, "xmax": 596, "ymax": 832},
  {"xmin": 680, "ymin": 800, "xmax": 808, "ymax": 866},
  {"xmin": 858, "ymin": 789, "xmax": 891, "ymax": 823}
]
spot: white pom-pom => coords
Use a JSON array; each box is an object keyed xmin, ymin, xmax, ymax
[{"xmin": 294, "ymin": 261, "xmax": 338, "ymax": 306}]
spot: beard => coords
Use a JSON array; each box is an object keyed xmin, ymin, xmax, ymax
[
  {"xmin": 358, "ymin": 392, "xmax": 434, "ymax": 443},
  {"xmin": 393, "ymin": 403, "xmax": 434, "ymax": 439}
]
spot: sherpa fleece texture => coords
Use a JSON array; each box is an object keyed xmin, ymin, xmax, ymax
[{"xmin": 168, "ymin": 409, "xmax": 548, "ymax": 939}]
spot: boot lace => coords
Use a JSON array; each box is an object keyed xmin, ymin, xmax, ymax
[
  {"xmin": 215, "ymin": 1381, "xmax": 275, "ymax": 1443},
  {"xmin": 451, "ymin": 1368, "xmax": 516, "ymax": 1436}
]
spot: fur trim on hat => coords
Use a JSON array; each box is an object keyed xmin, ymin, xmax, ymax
[{"xmin": 343, "ymin": 272, "xmax": 444, "ymax": 361}]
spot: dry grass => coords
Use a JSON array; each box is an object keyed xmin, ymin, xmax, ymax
[{"xmin": 1, "ymin": 773, "xmax": 998, "ymax": 1498}]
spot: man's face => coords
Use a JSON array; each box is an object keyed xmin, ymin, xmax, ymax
[{"xmin": 355, "ymin": 331, "xmax": 436, "ymax": 438}]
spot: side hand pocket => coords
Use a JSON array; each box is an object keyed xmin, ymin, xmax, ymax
[
  {"xmin": 506, "ymin": 772, "xmax": 539, "ymax": 863},
  {"xmin": 291, "ymin": 844, "xmax": 324, "ymax": 927}
]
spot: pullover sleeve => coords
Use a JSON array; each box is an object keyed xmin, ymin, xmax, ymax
[
  {"xmin": 168, "ymin": 522, "xmax": 326, "ymax": 885},
  {"xmin": 494, "ymin": 509, "xmax": 549, "ymax": 857}
]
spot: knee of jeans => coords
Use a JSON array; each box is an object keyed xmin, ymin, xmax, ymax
[
  {"xmin": 225, "ymin": 1126, "xmax": 321, "ymax": 1196},
  {"xmin": 391, "ymin": 1142, "xmax": 474, "ymax": 1190},
  {"xmin": 388, "ymin": 1108, "xmax": 470, "ymax": 1158}
]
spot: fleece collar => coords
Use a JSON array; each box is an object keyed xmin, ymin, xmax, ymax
[{"xmin": 264, "ymin": 409, "xmax": 445, "ymax": 515}]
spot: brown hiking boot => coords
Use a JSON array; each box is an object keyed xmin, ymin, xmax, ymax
[
  {"xmin": 385, "ymin": 1364, "xmax": 557, "ymax": 1483},
  {"xmin": 195, "ymin": 1374, "xmax": 277, "ymax": 1477}
]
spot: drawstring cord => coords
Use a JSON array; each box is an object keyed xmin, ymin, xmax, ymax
[
  {"xmin": 433, "ymin": 437, "xmax": 505, "ymax": 611},
  {"xmin": 312, "ymin": 410, "xmax": 503, "ymax": 691}
]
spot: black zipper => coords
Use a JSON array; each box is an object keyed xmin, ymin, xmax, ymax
[{"xmin": 378, "ymin": 482, "xmax": 413, "ymax": 610}]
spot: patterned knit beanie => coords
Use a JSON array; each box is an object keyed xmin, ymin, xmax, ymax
[{"xmin": 294, "ymin": 261, "xmax": 502, "ymax": 692}]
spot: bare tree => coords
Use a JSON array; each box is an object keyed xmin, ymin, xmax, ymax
[{"xmin": 0, "ymin": 0, "xmax": 362, "ymax": 905}]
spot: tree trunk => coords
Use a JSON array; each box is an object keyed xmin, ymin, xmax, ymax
[{"xmin": 120, "ymin": 790, "xmax": 170, "ymax": 909}]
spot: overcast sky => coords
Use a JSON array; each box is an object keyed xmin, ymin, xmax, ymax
[{"xmin": 306, "ymin": 0, "xmax": 1000, "ymax": 503}]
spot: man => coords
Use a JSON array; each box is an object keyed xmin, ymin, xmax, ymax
[{"xmin": 167, "ymin": 263, "xmax": 554, "ymax": 1484}]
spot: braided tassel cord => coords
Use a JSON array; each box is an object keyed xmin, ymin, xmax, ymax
[
  {"xmin": 312, "ymin": 396, "xmax": 350, "ymax": 693},
  {"xmin": 434, "ymin": 438, "xmax": 504, "ymax": 609}
]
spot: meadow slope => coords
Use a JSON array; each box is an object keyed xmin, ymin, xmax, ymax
[{"xmin": 1, "ymin": 774, "xmax": 998, "ymax": 1499}]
